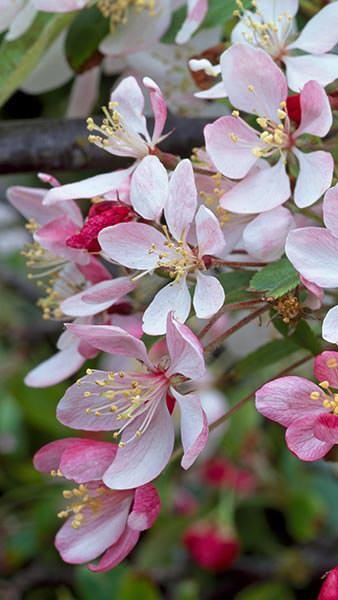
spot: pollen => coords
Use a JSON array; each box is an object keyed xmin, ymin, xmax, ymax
[
  {"xmin": 96, "ymin": 0, "xmax": 156, "ymax": 31},
  {"xmin": 327, "ymin": 358, "xmax": 338, "ymax": 368}
]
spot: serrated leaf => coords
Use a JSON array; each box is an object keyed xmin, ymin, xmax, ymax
[
  {"xmin": 0, "ymin": 12, "xmax": 75, "ymax": 108},
  {"xmin": 65, "ymin": 7, "xmax": 108, "ymax": 72},
  {"xmin": 249, "ymin": 258, "xmax": 300, "ymax": 299},
  {"xmin": 233, "ymin": 338, "xmax": 300, "ymax": 378},
  {"xmin": 217, "ymin": 271, "xmax": 257, "ymax": 305},
  {"xmin": 290, "ymin": 319, "xmax": 322, "ymax": 355}
]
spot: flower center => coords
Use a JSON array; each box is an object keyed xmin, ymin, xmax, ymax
[
  {"xmin": 55, "ymin": 479, "xmax": 106, "ymax": 529},
  {"xmin": 309, "ymin": 372, "xmax": 338, "ymax": 415},
  {"xmin": 234, "ymin": 0, "xmax": 293, "ymax": 59},
  {"xmin": 87, "ymin": 103, "xmax": 148, "ymax": 157},
  {"xmin": 147, "ymin": 226, "xmax": 202, "ymax": 282},
  {"xmin": 96, "ymin": 0, "xmax": 156, "ymax": 30},
  {"xmin": 252, "ymin": 104, "xmax": 290, "ymax": 158},
  {"xmin": 78, "ymin": 369, "xmax": 168, "ymax": 446}
]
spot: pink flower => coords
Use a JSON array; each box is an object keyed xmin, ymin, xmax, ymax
[
  {"xmin": 183, "ymin": 522, "xmax": 239, "ymax": 571},
  {"xmin": 205, "ymin": 44, "xmax": 333, "ymax": 212},
  {"xmin": 255, "ymin": 351, "xmax": 338, "ymax": 461},
  {"xmin": 318, "ymin": 566, "xmax": 338, "ymax": 600},
  {"xmin": 56, "ymin": 312, "xmax": 209, "ymax": 488},
  {"xmin": 99, "ymin": 157, "xmax": 225, "ymax": 334},
  {"xmin": 286, "ymin": 184, "xmax": 338, "ymax": 343},
  {"xmin": 33, "ymin": 437, "xmax": 160, "ymax": 571},
  {"xmin": 175, "ymin": 0, "xmax": 208, "ymax": 45},
  {"xmin": 43, "ymin": 77, "xmax": 168, "ymax": 205},
  {"xmin": 231, "ymin": 0, "xmax": 338, "ymax": 91}
]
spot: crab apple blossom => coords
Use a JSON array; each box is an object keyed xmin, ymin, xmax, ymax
[
  {"xmin": 33, "ymin": 438, "xmax": 160, "ymax": 570},
  {"xmin": 43, "ymin": 77, "xmax": 168, "ymax": 205},
  {"xmin": 286, "ymin": 184, "xmax": 338, "ymax": 344},
  {"xmin": 183, "ymin": 522, "xmax": 240, "ymax": 571},
  {"xmin": 56, "ymin": 312, "xmax": 209, "ymax": 489},
  {"xmin": 99, "ymin": 157, "xmax": 225, "ymax": 334},
  {"xmin": 255, "ymin": 351, "xmax": 338, "ymax": 461},
  {"xmin": 318, "ymin": 566, "xmax": 338, "ymax": 600},
  {"xmin": 231, "ymin": 0, "xmax": 338, "ymax": 91},
  {"xmin": 204, "ymin": 43, "xmax": 333, "ymax": 212}
]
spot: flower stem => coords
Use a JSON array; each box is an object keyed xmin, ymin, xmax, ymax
[
  {"xmin": 211, "ymin": 259, "xmax": 267, "ymax": 268},
  {"xmin": 199, "ymin": 300, "xmax": 266, "ymax": 341}
]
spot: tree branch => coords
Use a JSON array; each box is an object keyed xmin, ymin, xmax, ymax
[{"xmin": 0, "ymin": 116, "xmax": 210, "ymax": 174}]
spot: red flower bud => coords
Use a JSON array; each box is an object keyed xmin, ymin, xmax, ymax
[
  {"xmin": 318, "ymin": 566, "xmax": 338, "ymax": 600},
  {"xmin": 202, "ymin": 458, "xmax": 256, "ymax": 495},
  {"xmin": 286, "ymin": 94, "xmax": 302, "ymax": 127},
  {"xmin": 183, "ymin": 522, "xmax": 239, "ymax": 571}
]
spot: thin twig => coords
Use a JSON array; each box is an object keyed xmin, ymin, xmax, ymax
[
  {"xmin": 199, "ymin": 300, "xmax": 266, "ymax": 340},
  {"xmin": 204, "ymin": 305, "xmax": 270, "ymax": 354}
]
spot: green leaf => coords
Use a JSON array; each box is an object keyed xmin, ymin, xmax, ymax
[
  {"xmin": 74, "ymin": 564, "xmax": 127, "ymax": 600},
  {"xmin": 203, "ymin": 0, "xmax": 250, "ymax": 28},
  {"xmin": 65, "ymin": 7, "xmax": 109, "ymax": 72},
  {"xmin": 119, "ymin": 573, "xmax": 160, "ymax": 600},
  {"xmin": 217, "ymin": 270, "xmax": 257, "ymax": 304},
  {"xmin": 235, "ymin": 582, "xmax": 295, "ymax": 600},
  {"xmin": 233, "ymin": 338, "xmax": 300, "ymax": 379},
  {"xmin": 0, "ymin": 11, "xmax": 75, "ymax": 108},
  {"xmin": 290, "ymin": 319, "xmax": 322, "ymax": 355},
  {"xmin": 249, "ymin": 258, "xmax": 300, "ymax": 299}
]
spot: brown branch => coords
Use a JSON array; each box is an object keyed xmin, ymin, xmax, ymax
[
  {"xmin": 204, "ymin": 305, "xmax": 270, "ymax": 354},
  {"xmin": 0, "ymin": 115, "xmax": 210, "ymax": 174}
]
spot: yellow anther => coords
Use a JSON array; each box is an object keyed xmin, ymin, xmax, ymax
[
  {"xmin": 85, "ymin": 408, "xmax": 91, "ymax": 414},
  {"xmin": 310, "ymin": 391, "xmax": 320, "ymax": 400},
  {"xmin": 327, "ymin": 358, "xmax": 338, "ymax": 368},
  {"xmin": 319, "ymin": 380, "xmax": 330, "ymax": 389},
  {"xmin": 257, "ymin": 117, "xmax": 268, "ymax": 128},
  {"xmin": 277, "ymin": 109, "xmax": 287, "ymax": 119},
  {"xmin": 232, "ymin": 110, "xmax": 240, "ymax": 117},
  {"xmin": 248, "ymin": 84, "xmax": 255, "ymax": 92},
  {"xmin": 119, "ymin": 441, "xmax": 126, "ymax": 448},
  {"xmin": 86, "ymin": 368, "xmax": 93, "ymax": 375},
  {"xmin": 230, "ymin": 133, "xmax": 238, "ymax": 142},
  {"xmin": 63, "ymin": 490, "xmax": 73, "ymax": 499},
  {"xmin": 83, "ymin": 391, "xmax": 92, "ymax": 397}
]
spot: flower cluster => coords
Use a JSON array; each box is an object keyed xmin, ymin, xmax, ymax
[{"xmin": 6, "ymin": 0, "xmax": 338, "ymax": 580}]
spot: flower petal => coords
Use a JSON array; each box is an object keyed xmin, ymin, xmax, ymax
[
  {"xmin": 195, "ymin": 205, "xmax": 225, "ymax": 257},
  {"xmin": 142, "ymin": 277, "xmax": 192, "ymax": 335},
  {"xmin": 286, "ymin": 415, "xmax": 332, "ymax": 461},
  {"xmin": 256, "ymin": 0, "xmax": 298, "ymax": 20},
  {"xmin": 220, "ymin": 159, "xmax": 290, "ymax": 214},
  {"xmin": 286, "ymin": 227, "xmax": 338, "ymax": 288},
  {"xmin": 25, "ymin": 342, "xmax": 86, "ymax": 388},
  {"xmin": 60, "ymin": 441, "xmax": 117, "ymax": 483},
  {"xmin": 255, "ymin": 376, "xmax": 326, "ymax": 427},
  {"xmin": 66, "ymin": 324, "xmax": 151, "ymax": 366},
  {"xmin": 22, "ymin": 30, "xmax": 73, "ymax": 94},
  {"xmin": 34, "ymin": 216, "xmax": 89, "ymax": 265},
  {"xmin": 314, "ymin": 351, "xmax": 338, "ymax": 389},
  {"xmin": 108, "ymin": 76, "xmax": 147, "ymax": 137},
  {"xmin": 204, "ymin": 116, "xmax": 259, "ymax": 179},
  {"xmin": 128, "ymin": 484, "xmax": 161, "ymax": 531},
  {"xmin": 98, "ymin": 222, "xmax": 166, "ymax": 270},
  {"xmin": 313, "ymin": 413, "xmax": 338, "ymax": 445},
  {"xmin": 293, "ymin": 149, "xmax": 333, "ymax": 208},
  {"xmin": 165, "ymin": 159, "xmax": 197, "ymax": 241},
  {"xmin": 193, "ymin": 272, "xmax": 225, "ymax": 319},
  {"xmin": 322, "ymin": 306, "xmax": 338, "ymax": 345},
  {"xmin": 7, "ymin": 186, "xmax": 61, "ymax": 225},
  {"xmin": 220, "ymin": 43, "xmax": 287, "ymax": 121},
  {"xmin": 243, "ymin": 207, "xmax": 295, "ymax": 261},
  {"xmin": 89, "ymin": 526, "xmax": 140, "ymax": 572},
  {"xmin": 55, "ymin": 491, "xmax": 132, "ymax": 564},
  {"xmin": 44, "ymin": 168, "xmax": 134, "ymax": 204},
  {"xmin": 33, "ymin": 0, "xmax": 87, "ymax": 11},
  {"xmin": 33, "ymin": 438, "xmax": 85, "ymax": 474},
  {"xmin": 175, "ymin": 0, "xmax": 207, "ymax": 43},
  {"xmin": 288, "ymin": 3, "xmax": 338, "ymax": 53},
  {"xmin": 143, "ymin": 77, "xmax": 167, "ymax": 143},
  {"xmin": 323, "ymin": 183, "xmax": 338, "ymax": 238},
  {"xmin": 61, "ymin": 278, "xmax": 135, "ymax": 317},
  {"xmin": 294, "ymin": 80, "xmax": 332, "ymax": 138},
  {"xmin": 171, "ymin": 388, "xmax": 208, "ymax": 469},
  {"xmin": 103, "ymin": 402, "xmax": 175, "ymax": 489},
  {"xmin": 166, "ymin": 312, "xmax": 205, "ymax": 380},
  {"xmin": 130, "ymin": 155, "xmax": 168, "ymax": 220},
  {"xmin": 284, "ymin": 54, "xmax": 338, "ymax": 92},
  {"xmin": 67, "ymin": 67, "xmax": 101, "ymax": 118}
]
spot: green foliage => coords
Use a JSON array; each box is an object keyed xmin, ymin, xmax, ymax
[
  {"xmin": 232, "ymin": 339, "xmax": 300, "ymax": 379},
  {"xmin": 218, "ymin": 270, "xmax": 257, "ymax": 304},
  {"xmin": 65, "ymin": 7, "xmax": 109, "ymax": 73},
  {"xmin": 235, "ymin": 582, "xmax": 295, "ymax": 600},
  {"xmin": 291, "ymin": 319, "xmax": 322, "ymax": 355},
  {"xmin": 249, "ymin": 259, "xmax": 300, "ymax": 299},
  {"xmin": 0, "ymin": 11, "xmax": 75, "ymax": 108}
]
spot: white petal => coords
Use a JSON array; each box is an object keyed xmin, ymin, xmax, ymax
[{"xmin": 142, "ymin": 277, "xmax": 191, "ymax": 335}]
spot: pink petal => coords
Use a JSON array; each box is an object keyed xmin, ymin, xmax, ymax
[
  {"xmin": 98, "ymin": 222, "xmax": 167, "ymax": 270},
  {"xmin": 301, "ymin": 275, "xmax": 324, "ymax": 310},
  {"xmin": 103, "ymin": 402, "xmax": 175, "ymax": 489},
  {"xmin": 204, "ymin": 116, "xmax": 259, "ymax": 179},
  {"xmin": 128, "ymin": 483, "xmax": 160, "ymax": 531},
  {"xmin": 314, "ymin": 414, "xmax": 338, "ymax": 445},
  {"xmin": 142, "ymin": 277, "xmax": 192, "ymax": 335},
  {"xmin": 61, "ymin": 278, "xmax": 135, "ymax": 317},
  {"xmin": 109, "ymin": 314, "xmax": 143, "ymax": 339},
  {"xmin": 33, "ymin": 438, "xmax": 85, "ymax": 474},
  {"xmin": 44, "ymin": 167, "xmax": 135, "ymax": 204},
  {"xmin": 165, "ymin": 159, "xmax": 197, "ymax": 240},
  {"xmin": 195, "ymin": 81, "xmax": 227, "ymax": 100},
  {"xmin": 60, "ymin": 441, "xmax": 117, "ymax": 483},
  {"xmin": 322, "ymin": 306, "xmax": 338, "ymax": 345},
  {"xmin": 283, "ymin": 54, "xmax": 338, "ymax": 92},
  {"xmin": 323, "ymin": 183, "xmax": 338, "ymax": 238},
  {"xmin": 67, "ymin": 67, "xmax": 100, "ymax": 118},
  {"xmin": 89, "ymin": 526, "xmax": 140, "ymax": 572},
  {"xmin": 166, "ymin": 312, "xmax": 205, "ymax": 380},
  {"xmin": 7, "ymin": 186, "xmax": 58, "ymax": 224},
  {"xmin": 255, "ymin": 376, "xmax": 326, "ymax": 428},
  {"xmin": 220, "ymin": 43, "xmax": 287, "ymax": 121},
  {"xmin": 288, "ymin": 3, "xmax": 338, "ymax": 53},
  {"xmin": 78, "ymin": 256, "xmax": 111, "ymax": 284},
  {"xmin": 314, "ymin": 351, "xmax": 338, "ymax": 390},
  {"xmin": 294, "ymin": 80, "xmax": 332, "ymax": 138},
  {"xmin": 195, "ymin": 205, "xmax": 225, "ymax": 257},
  {"xmin": 243, "ymin": 207, "xmax": 295, "ymax": 261},
  {"xmin": 175, "ymin": 0, "xmax": 208, "ymax": 44},
  {"xmin": 66, "ymin": 324, "xmax": 151, "ymax": 366},
  {"xmin": 143, "ymin": 77, "xmax": 167, "ymax": 143},
  {"xmin": 293, "ymin": 149, "xmax": 333, "ymax": 208},
  {"xmin": 171, "ymin": 388, "xmax": 208, "ymax": 469},
  {"xmin": 193, "ymin": 272, "xmax": 225, "ymax": 319},
  {"xmin": 318, "ymin": 567, "xmax": 338, "ymax": 600},
  {"xmin": 109, "ymin": 76, "xmax": 148, "ymax": 137},
  {"xmin": 25, "ymin": 342, "xmax": 86, "ymax": 388},
  {"xmin": 55, "ymin": 491, "xmax": 132, "ymax": 564},
  {"xmin": 286, "ymin": 227, "xmax": 338, "ymax": 287},
  {"xmin": 256, "ymin": 0, "xmax": 298, "ymax": 20},
  {"xmin": 220, "ymin": 159, "xmax": 290, "ymax": 214},
  {"xmin": 130, "ymin": 155, "xmax": 168, "ymax": 220},
  {"xmin": 34, "ymin": 216, "xmax": 89, "ymax": 265},
  {"xmin": 286, "ymin": 415, "xmax": 332, "ymax": 461}
]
